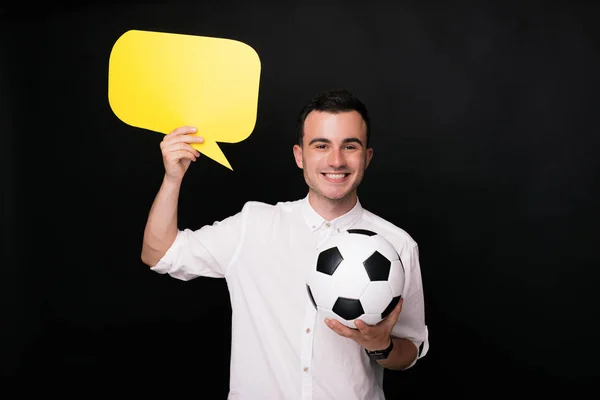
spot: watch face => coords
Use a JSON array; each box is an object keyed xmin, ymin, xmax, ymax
[
  {"xmin": 367, "ymin": 351, "xmax": 387, "ymax": 360},
  {"xmin": 365, "ymin": 349, "xmax": 386, "ymax": 359}
]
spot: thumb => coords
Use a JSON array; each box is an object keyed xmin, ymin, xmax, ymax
[{"xmin": 385, "ymin": 298, "xmax": 403, "ymax": 327}]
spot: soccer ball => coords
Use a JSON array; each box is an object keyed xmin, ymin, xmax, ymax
[{"xmin": 306, "ymin": 228, "xmax": 405, "ymax": 328}]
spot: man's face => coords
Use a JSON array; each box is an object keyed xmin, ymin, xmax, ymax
[{"xmin": 293, "ymin": 110, "xmax": 373, "ymax": 204}]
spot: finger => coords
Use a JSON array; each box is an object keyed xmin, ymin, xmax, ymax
[
  {"xmin": 392, "ymin": 298, "xmax": 403, "ymax": 318},
  {"xmin": 162, "ymin": 133, "xmax": 204, "ymax": 148},
  {"xmin": 163, "ymin": 142, "xmax": 201, "ymax": 158},
  {"xmin": 383, "ymin": 298, "xmax": 404, "ymax": 328},
  {"xmin": 396, "ymin": 297, "xmax": 404, "ymax": 315},
  {"xmin": 166, "ymin": 126, "xmax": 197, "ymax": 138},
  {"xmin": 170, "ymin": 134, "xmax": 204, "ymax": 144},
  {"xmin": 165, "ymin": 150, "xmax": 199, "ymax": 164},
  {"xmin": 162, "ymin": 127, "xmax": 202, "ymax": 147},
  {"xmin": 353, "ymin": 319, "xmax": 372, "ymax": 335},
  {"xmin": 325, "ymin": 318, "xmax": 357, "ymax": 339}
]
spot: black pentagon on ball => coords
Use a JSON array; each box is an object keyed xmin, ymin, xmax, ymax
[
  {"xmin": 316, "ymin": 246, "xmax": 344, "ymax": 276},
  {"xmin": 333, "ymin": 297, "xmax": 364, "ymax": 321},
  {"xmin": 306, "ymin": 284, "xmax": 317, "ymax": 310},
  {"xmin": 381, "ymin": 295, "xmax": 402, "ymax": 319},
  {"xmin": 363, "ymin": 251, "xmax": 391, "ymax": 281},
  {"xmin": 347, "ymin": 229, "xmax": 377, "ymax": 236}
]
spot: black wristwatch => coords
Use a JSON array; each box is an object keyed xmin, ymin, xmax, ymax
[{"xmin": 365, "ymin": 339, "xmax": 394, "ymax": 360}]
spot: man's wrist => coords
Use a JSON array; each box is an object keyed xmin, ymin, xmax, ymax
[
  {"xmin": 364, "ymin": 338, "xmax": 394, "ymax": 360},
  {"xmin": 162, "ymin": 174, "xmax": 183, "ymax": 187}
]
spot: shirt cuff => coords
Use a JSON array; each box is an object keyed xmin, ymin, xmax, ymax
[{"xmin": 150, "ymin": 230, "xmax": 184, "ymax": 274}]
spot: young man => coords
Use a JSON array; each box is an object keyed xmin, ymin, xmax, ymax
[{"xmin": 141, "ymin": 89, "xmax": 429, "ymax": 399}]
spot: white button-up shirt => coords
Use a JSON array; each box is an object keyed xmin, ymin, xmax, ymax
[{"xmin": 152, "ymin": 196, "xmax": 429, "ymax": 400}]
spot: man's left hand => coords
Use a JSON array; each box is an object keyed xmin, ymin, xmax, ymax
[{"xmin": 324, "ymin": 298, "xmax": 403, "ymax": 351}]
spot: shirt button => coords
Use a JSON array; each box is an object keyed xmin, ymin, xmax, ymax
[
  {"xmin": 325, "ymin": 222, "xmax": 331, "ymax": 228},
  {"xmin": 306, "ymin": 328, "xmax": 310, "ymax": 334},
  {"xmin": 303, "ymin": 367, "xmax": 309, "ymax": 372}
]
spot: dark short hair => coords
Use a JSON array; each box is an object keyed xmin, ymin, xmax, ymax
[{"xmin": 296, "ymin": 88, "xmax": 371, "ymax": 147}]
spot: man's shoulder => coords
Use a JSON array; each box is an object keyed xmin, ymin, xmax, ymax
[
  {"xmin": 359, "ymin": 208, "xmax": 417, "ymax": 248},
  {"xmin": 240, "ymin": 198, "xmax": 304, "ymax": 215}
]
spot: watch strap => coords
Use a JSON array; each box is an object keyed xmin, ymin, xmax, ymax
[{"xmin": 365, "ymin": 339, "xmax": 394, "ymax": 360}]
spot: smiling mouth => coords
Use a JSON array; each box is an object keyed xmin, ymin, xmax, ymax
[{"xmin": 322, "ymin": 173, "xmax": 349, "ymax": 181}]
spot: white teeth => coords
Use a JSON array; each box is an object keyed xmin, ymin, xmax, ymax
[{"xmin": 325, "ymin": 173, "xmax": 346, "ymax": 179}]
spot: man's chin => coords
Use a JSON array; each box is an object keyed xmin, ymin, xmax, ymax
[{"xmin": 321, "ymin": 191, "xmax": 355, "ymax": 202}]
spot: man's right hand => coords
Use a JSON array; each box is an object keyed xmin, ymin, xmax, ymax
[{"xmin": 160, "ymin": 126, "xmax": 204, "ymax": 182}]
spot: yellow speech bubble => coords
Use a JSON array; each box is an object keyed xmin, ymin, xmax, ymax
[{"xmin": 108, "ymin": 29, "xmax": 261, "ymax": 170}]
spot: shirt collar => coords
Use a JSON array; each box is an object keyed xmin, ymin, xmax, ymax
[{"xmin": 300, "ymin": 194, "xmax": 364, "ymax": 232}]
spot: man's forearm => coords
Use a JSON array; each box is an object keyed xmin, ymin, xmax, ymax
[
  {"xmin": 376, "ymin": 337, "xmax": 418, "ymax": 371},
  {"xmin": 141, "ymin": 176, "xmax": 182, "ymax": 267}
]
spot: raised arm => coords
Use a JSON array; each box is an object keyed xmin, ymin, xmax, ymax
[{"xmin": 141, "ymin": 126, "xmax": 204, "ymax": 267}]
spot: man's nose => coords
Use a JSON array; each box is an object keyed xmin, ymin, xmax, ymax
[{"xmin": 328, "ymin": 148, "xmax": 345, "ymax": 167}]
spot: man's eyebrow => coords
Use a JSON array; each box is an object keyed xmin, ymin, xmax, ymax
[
  {"xmin": 308, "ymin": 137, "xmax": 364, "ymax": 146},
  {"xmin": 342, "ymin": 138, "xmax": 364, "ymax": 146}
]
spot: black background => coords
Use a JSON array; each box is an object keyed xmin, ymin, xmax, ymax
[{"xmin": 2, "ymin": 0, "xmax": 599, "ymax": 397}]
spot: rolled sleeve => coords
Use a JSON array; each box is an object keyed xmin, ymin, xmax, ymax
[
  {"xmin": 391, "ymin": 244, "xmax": 429, "ymax": 368},
  {"xmin": 150, "ymin": 207, "xmax": 246, "ymax": 281},
  {"xmin": 150, "ymin": 229, "xmax": 224, "ymax": 280}
]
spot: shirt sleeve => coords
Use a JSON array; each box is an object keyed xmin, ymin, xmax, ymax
[
  {"xmin": 391, "ymin": 243, "xmax": 430, "ymax": 369},
  {"xmin": 150, "ymin": 207, "xmax": 247, "ymax": 280}
]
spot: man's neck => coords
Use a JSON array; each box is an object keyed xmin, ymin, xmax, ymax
[{"xmin": 308, "ymin": 191, "xmax": 358, "ymax": 221}]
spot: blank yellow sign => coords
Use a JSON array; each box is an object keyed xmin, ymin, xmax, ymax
[{"xmin": 108, "ymin": 29, "xmax": 262, "ymax": 170}]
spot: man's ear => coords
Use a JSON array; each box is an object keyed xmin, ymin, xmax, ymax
[
  {"xmin": 365, "ymin": 148, "xmax": 374, "ymax": 169},
  {"xmin": 293, "ymin": 144, "xmax": 304, "ymax": 169}
]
